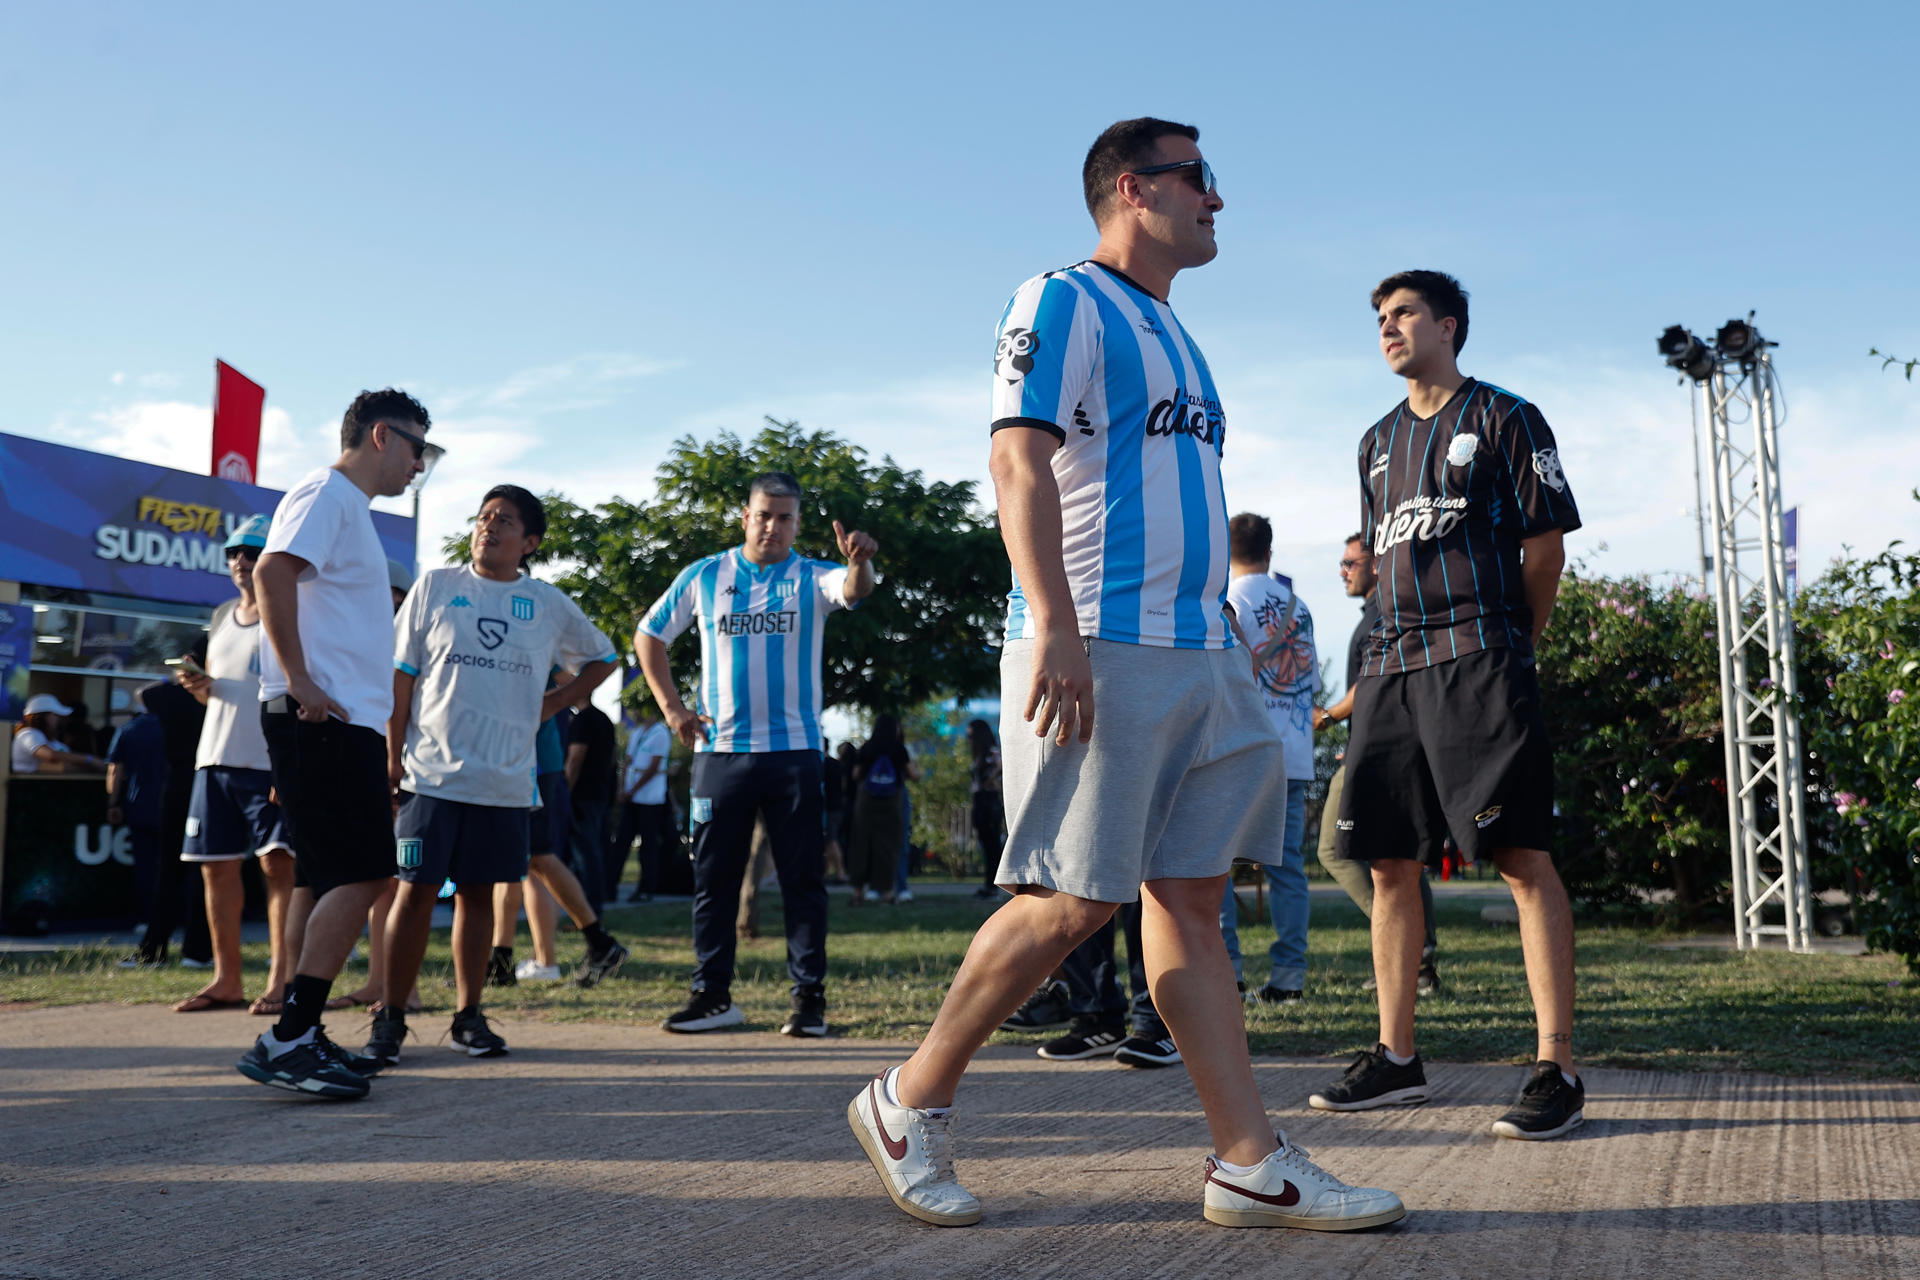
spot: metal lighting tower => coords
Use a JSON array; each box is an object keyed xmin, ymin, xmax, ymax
[{"xmin": 1659, "ymin": 318, "xmax": 1813, "ymax": 951}]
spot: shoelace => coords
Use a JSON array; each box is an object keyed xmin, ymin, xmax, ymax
[
  {"xmin": 1520, "ymin": 1068, "xmax": 1563, "ymax": 1098},
  {"xmin": 1272, "ymin": 1131, "xmax": 1353, "ymax": 1190},
  {"xmin": 1343, "ymin": 1048, "xmax": 1384, "ymax": 1079},
  {"xmin": 916, "ymin": 1110, "xmax": 959, "ymax": 1183}
]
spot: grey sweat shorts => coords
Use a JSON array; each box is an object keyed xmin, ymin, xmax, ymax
[{"xmin": 995, "ymin": 637, "xmax": 1290, "ymax": 903}]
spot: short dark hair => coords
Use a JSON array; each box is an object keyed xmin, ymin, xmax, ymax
[
  {"xmin": 341, "ymin": 388, "xmax": 430, "ymax": 451},
  {"xmin": 1346, "ymin": 531, "xmax": 1365, "ymax": 547},
  {"xmin": 1370, "ymin": 270, "xmax": 1470, "ymax": 355},
  {"xmin": 1228, "ymin": 512, "xmax": 1272, "ymax": 563},
  {"xmin": 1083, "ymin": 117, "xmax": 1200, "ymax": 224},
  {"xmin": 480, "ymin": 484, "xmax": 547, "ymax": 540},
  {"xmin": 748, "ymin": 471, "xmax": 803, "ymax": 505}
]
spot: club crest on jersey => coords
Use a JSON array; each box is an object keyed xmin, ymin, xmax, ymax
[
  {"xmin": 511, "ymin": 595, "xmax": 535, "ymax": 621},
  {"xmin": 476, "ymin": 618, "xmax": 509, "ymax": 650},
  {"xmin": 995, "ymin": 327, "xmax": 1038, "ymax": 383},
  {"xmin": 1447, "ymin": 434, "xmax": 1479, "ymax": 466},
  {"xmin": 396, "ymin": 838, "xmax": 422, "ymax": 870},
  {"xmin": 1532, "ymin": 448, "xmax": 1567, "ymax": 493},
  {"xmin": 770, "ymin": 580, "xmax": 797, "ymax": 600}
]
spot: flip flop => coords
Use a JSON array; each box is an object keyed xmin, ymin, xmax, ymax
[
  {"xmin": 249, "ymin": 996, "xmax": 284, "ymax": 1016},
  {"xmin": 325, "ymin": 993, "xmax": 372, "ymax": 1011},
  {"xmin": 173, "ymin": 993, "xmax": 248, "ymax": 1013}
]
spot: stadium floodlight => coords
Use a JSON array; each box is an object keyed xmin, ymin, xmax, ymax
[
  {"xmin": 1715, "ymin": 315, "xmax": 1764, "ymax": 362},
  {"xmin": 1659, "ymin": 325, "xmax": 1715, "ymax": 382}
]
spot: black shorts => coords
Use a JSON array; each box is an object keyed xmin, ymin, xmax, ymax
[
  {"xmin": 1335, "ymin": 646, "xmax": 1554, "ymax": 863},
  {"xmin": 260, "ymin": 700, "xmax": 396, "ymax": 898},
  {"xmin": 394, "ymin": 792, "xmax": 532, "ymax": 886}
]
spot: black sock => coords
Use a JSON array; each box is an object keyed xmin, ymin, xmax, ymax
[
  {"xmin": 456, "ymin": 1003, "xmax": 480, "ymax": 1020},
  {"xmin": 492, "ymin": 944, "xmax": 513, "ymax": 964},
  {"xmin": 581, "ymin": 922, "xmax": 613, "ymax": 953},
  {"xmin": 273, "ymin": 974, "xmax": 332, "ymax": 1042}
]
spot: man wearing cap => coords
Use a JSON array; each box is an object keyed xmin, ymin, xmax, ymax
[
  {"xmin": 173, "ymin": 515, "xmax": 299, "ymax": 1014},
  {"xmin": 10, "ymin": 695, "xmax": 103, "ymax": 773}
]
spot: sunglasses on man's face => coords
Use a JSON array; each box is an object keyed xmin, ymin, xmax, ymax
[
  {"xmin": 1131, "ymin": 157, "xmax": 1218, "ymax": 197},
  {"xmin": 382, "ymin": 422, "xmax": 446, "ymax": 490}
]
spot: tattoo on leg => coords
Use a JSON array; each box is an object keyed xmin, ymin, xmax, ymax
[{"xmin": 1541, "ymin": 1032, "xmax": 1572, "ymax": 1044}]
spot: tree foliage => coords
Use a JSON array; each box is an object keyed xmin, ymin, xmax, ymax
[{"xmin": 445, "ymin": 418, "xmax": 1006, "ymax": 717}]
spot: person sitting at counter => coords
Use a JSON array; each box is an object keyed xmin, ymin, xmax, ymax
[{"xmin": 11, "ymin": 694, "xmax": 104, "ymax": 774}]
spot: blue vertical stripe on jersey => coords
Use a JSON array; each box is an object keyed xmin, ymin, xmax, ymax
[
  {"xmin": 726, "ymin": 558, "xmax": 755, "ymax": 753},
  {"xmin": 796, "ymin": 562, "xmax": 821, "ymax": 751},
  {"xmin": 1018, "ymin": 278, "xmax": 1083, "ymax": 426},
  {"xmin": 696, "ymin": 558, "xmax": 721, "ymax": 746},
  {"xmin": 1096, "ymin": 307, "xmax": 1151, "ymax": 643},
  {"xmin": 1139, "ymin": 313, "xmax": 1213, "ymax": 648},
  {"xmin": 1460, "ymin": 447, "xmax": 1489, "ymax": 651},
  {"xmin": 762, "ymin": 561, "xmax": 791, "ymax": 752},
  {"xmin": 1425, "ymin": 403, "xmax": 1459, "ymax": 664}
]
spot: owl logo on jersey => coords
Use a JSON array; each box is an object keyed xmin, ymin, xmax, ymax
[
  {"xmin": 996, "ymin": 327, "xmax": 1039, "ymax": 383},
  {"xmin": 1532, "ymin": 448, "xmax": 1568, "ymax": 493}
]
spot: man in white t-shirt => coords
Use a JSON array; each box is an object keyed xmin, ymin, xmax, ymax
[
  {"xmin": 236, "ymin": 387, "xmax": 440, "ymax": 1101},
  {"xmin": 173, "ymin": 515, "xmax": 299, "ymax": 1015},
  {"xmin": 610, "ymin": 712, "xmax": 672, "ymax": 903},
  {"xmin": 363, "ymin": 484, "xmax": 621, "ymax": 1065},
  {"xmin": 1218, "ymin": 514, "xmax": 1320, "ymax": 1003}
]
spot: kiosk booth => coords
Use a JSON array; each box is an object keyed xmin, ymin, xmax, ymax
[{"xmin": 0, "ymin": 433, "xmax": 414, "ymax": 933}]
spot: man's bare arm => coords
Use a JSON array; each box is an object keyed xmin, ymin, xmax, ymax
[
  {"xmin": 1520, "ymin": 529, "xmax": 1567, "ymax": 649},
  {"xmin": 989, "ymin": 427, "xmax": 1091, "ymax": 745},
  {"xmin": 254, "ymin": 550, "xmax": 342, "ymax": 723}
]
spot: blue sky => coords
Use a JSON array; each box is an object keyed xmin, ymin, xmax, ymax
[{"xmin": 5, "ymin": 2, "xmax": 1916, "ymax": 697}]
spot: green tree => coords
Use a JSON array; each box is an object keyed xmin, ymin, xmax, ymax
[{"xmin": 445, "ymin": 418, "xmax": 1006, "ymax": 716}]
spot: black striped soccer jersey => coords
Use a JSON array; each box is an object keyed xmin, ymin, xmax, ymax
[{"xmin": 1356, "ymin": 378, "xmax": 1580, "ymax": 676}]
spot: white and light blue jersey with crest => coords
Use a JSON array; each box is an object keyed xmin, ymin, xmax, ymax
[
  {"xmin": 990, "ymin": 260, "xmax": 1233, "ymax": 651},
  {"xmin": 636, "ymin": 549, "xmax": 852, "ymax": 754}
]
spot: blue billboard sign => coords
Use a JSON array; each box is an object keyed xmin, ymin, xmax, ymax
[{"xmin": 0, "ymin": 433, "xmax": 415, "ymax": 607}]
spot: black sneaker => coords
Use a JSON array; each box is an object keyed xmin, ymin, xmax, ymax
[
  {"xmin": 1037, "ymin": 1018, "xmax": 1126, "ymax": 1061},
  {"xmin": 1253, "ymin": 985, "xmax": 1303, "ymax": 1005},
  {"xmin": 313, "ymin": 1023, "xmax": 384, "ymax": 1077},
  {"xmin": 574, "ymin": 939, "xmax": 629, "ymax": 989},
  {"xmin": 1416, "ymin": 963, "xmax": 1441, "ymax": 997},
  {"xmin": 449, "ymin": 1008, "xmax": 509, "ymax": 1058},
  {"xmin": 779, "ymin": 986, "xmax": 828, "ymax": 1037},
  {"xmin": 1490, "ymin": 1062, "xmax": 1585, "ymax": 1140},
  {"xmin": 236, "ymin": 1032, "xmax": 371, "ymax": 1099},
  {"xmin": 1000, "ymin": 979, "xmax": 1071, "ymax": 1031},
  {"xmin": 1112, "ymin": 1033, "xmax": 1182, "ymax": 1069},
  {"xmin": 1308, "ymin": 1044, "xmax": 1430, "ymax": 1111},
  {"xmin": 486, "ymin": 949, "xmax": 517, "ymax": 988},
  {"xmin": 364, "ymin": 1006, "xmax": 409, "ymax": 1068},
  {"xmin": 663, "ymin": 992, "xmax": 746, "ymax": 1033}
]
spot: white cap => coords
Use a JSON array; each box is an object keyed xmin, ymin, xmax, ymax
[{"xmin": 22, "ymin": 693, "xmax": 74, "ymax": 718}]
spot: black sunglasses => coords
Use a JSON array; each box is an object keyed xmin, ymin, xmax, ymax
[{"xmin": 1131, "ymin": 157, "xmax": 1218, "ymax": 196}]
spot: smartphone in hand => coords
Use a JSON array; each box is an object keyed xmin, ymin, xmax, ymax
[{"xmin": 165, "ymin": 656, "xmax": 207, "ymax": 677}]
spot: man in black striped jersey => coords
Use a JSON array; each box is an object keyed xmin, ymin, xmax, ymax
[{"xmin": 1308, "ymin": 270, "xmax": 1585, "ymax": 1140}]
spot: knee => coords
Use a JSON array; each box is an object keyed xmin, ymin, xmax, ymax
[
  {"xmin": 1371, "ymin": 859, "xmax": 1422, "ymax": 894},
  {"xmin": 1494, "ymin": 847, "xmax": 1557, "ymax": 890}
]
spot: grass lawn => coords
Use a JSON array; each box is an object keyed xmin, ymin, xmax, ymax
[{"xmin": 5, "ymin": 893, "xmax": 1915, "ymax": 1080}]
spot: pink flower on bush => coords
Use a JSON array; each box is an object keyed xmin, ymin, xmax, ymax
[
  {"xmin": 1884, "ymin": 640, "xmax": 1898, "ymax": 660},
  {"xmin": 1833, "ymin": 792, "xmax": 1860, "ymax": 815},
  {"xmin": 1892, "ymin": 690, "xmax": 1907, "ymax": 705}
]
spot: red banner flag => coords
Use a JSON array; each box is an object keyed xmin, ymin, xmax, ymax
[{"xmin": 211, "ymin": 360, "xmax": 265, "ymax": 484}]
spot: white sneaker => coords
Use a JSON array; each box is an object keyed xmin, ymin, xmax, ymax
[
  {"xmin": 847, "ymin": 1068, "xmax": 982, "ymax": 1227},
  {"xmin": 862, "ymin": 888, "xmax": 880, "ymax": 903},
  {"xmin": 514, "ymin": 960, "xmax": 562, "ymax": 981},
  {"xmin": 895, "ymin": 889, "xmax": 914, "ymax": 904},
  {"xmin": 1202, "ymin": 1131, "xmax": 1406, "ymax": 1231}
]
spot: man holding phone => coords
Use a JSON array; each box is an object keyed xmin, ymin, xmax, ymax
[{"xmin": 237, "ymin": 387, "xmax": 440, "ymax": 1099}]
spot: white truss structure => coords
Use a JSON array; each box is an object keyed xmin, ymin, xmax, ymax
[{"xmin": 1699, "ymin": 347, "xmax": 1812, "ymax": 951}]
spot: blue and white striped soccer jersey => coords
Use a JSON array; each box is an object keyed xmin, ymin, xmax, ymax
[
  {"xmin": 990, "ymin": 260, "xmax": 1233, "ymax": 651},
  {"xmin": 636, "ymin": 550, "xmax": 853, "ymax": 754},
  {"xmin": 394, "ymin": 566, "xmax": 617, "ymax": 806},
  {"xmin": 1356, "ymin": 378, "xmax": 1582, "ymax": 676}
]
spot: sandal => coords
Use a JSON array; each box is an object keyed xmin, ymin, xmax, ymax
[
  {"xmin": 325, "ymin": 992, "xmax": 373, "ymax": 1011},
  {"xmin": 249, "ymin": 996, "xmax": 284, "ymax": 1016},
  {"xmin": 173, "ymin": 992, "xmax": 248, "ymax": 1013}
]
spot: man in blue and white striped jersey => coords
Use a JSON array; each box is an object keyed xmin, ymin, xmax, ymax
[
  {"xmin": 845, "ymin": 117, "xmax": 1403, "ymax": 1233},
  {"xmin": 635, "ymin": 472, "xmax": 876, "ymax": 1038}
]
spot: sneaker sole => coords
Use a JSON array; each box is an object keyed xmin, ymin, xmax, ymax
[
  {"xmin": 235, "ymin": 1060, "xmax": 369, "ymax": 1099},
  {"xmin": 845, "ymin": 1099, "xmax": 983, "ymax": 1227},
  {"xmin": 663, "ymin": 1008, "xmax": 747, "ymax": 1033},
  {"xmin": 449, "ymin": 1041, "xmax": 509, "ymax": 1058},
  {"xmin": 574, "ymin": 950, "xmax": 628, "ymax": 989},
  {"xmin": 1490, "ymin": 1108, "xmax": 1583, "ymax": 1141},
  {"xmin": 1204, "ymin": 1202, "xmax": 1407, "ymax": 1231},
  {"xmin": 1307, "ymin": 1085, "xmax": 1430, "ymax": 1112},
  {"xmin": 779, "ymin": 1021, "xmax": 829, "ymax": 1037},
  {"xmin": 1036, "ymin": 1040, "xmax": 1124, "ymax": 1061},
  {"xmin": 1113, "ymin": 1050, "xmax": 1183, "ymax": 1069}
]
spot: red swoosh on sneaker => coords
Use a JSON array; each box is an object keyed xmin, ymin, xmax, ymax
[
  {"xmin": 870, "ymin": 1078, "xmax": 909, "ymax": 1160},
  {"xmin": 1206, "ymin": 1171, "xmax": 1300, "ymax": 1207}
]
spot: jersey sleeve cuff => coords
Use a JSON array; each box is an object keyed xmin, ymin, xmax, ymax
[
  {"xmin": 990, "ymin": 416, "xmax": 1067, "ymax": 441},
  {"xmin": 395, "ymin": 661, "xmax": 420, "ymax": 676}
]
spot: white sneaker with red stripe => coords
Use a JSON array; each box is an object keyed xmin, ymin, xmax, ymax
[
  {"xmin": 847, "ymin": 1067, "xmax": 982, "ymax": 1227},
  {"xmin": 1202, "ymin": 1131, "xmax": 1406, "ymax": 1230}
]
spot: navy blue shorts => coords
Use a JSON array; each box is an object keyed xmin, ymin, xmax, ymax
[
  {"xmin": 182, "ymin": 766, "xmax": 291, "ymax": 862},
  {"xmin": 394, "ymin": 792, "xmax": 532, "ymax": 886},
  {"xmin": 528, "ymin": 772, "xmax": 566, "ymax": 856}
]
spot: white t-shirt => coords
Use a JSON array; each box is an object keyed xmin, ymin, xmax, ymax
[
  {"xmin": 394, "ymin": 565, "xmax": 617, "ymax": 807},
  {"xmin": 11, "ymin": 728, "xmax": 49, "ymax": 774},
  {"xmin": 258, "ymin": 467, "xmax": 395, "ymax": 731},
  {"xmin": 194, "ymin": 600, "xmax": 271, "ymax": 771},
  {"xmin": 623, "ymin": 721, "xmax": 671, "ymax": 806},
  {"xmin": 1228, "ymin": 570, "xmax": 1321, "ymax": 781}
]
